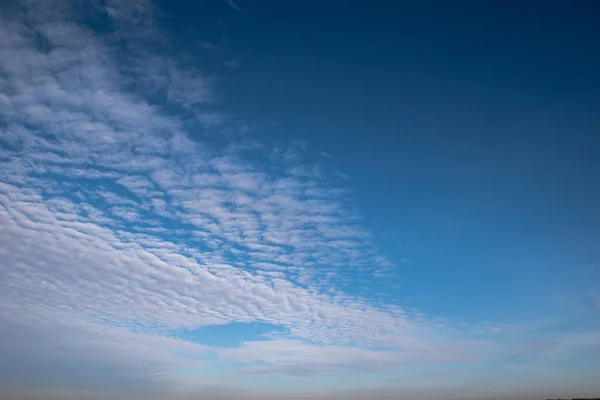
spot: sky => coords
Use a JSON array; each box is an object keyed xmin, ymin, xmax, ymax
[{"xmin": 0, "ymin": 0, "xmax": 599, "ymax": 399}]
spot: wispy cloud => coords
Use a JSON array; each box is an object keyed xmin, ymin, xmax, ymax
[
  {"xmin": 199, "ymin": 41, "xmax": 220, "ymax": 51},
  {"xmin": 225, "ymin": 58, "xmax": 242, "ymax": 68},
  {"xmin": 223, "ymin": 0, "xmax": 242, "ymax": 12},
  {"xmin": 221, "ymin": 338, "xmax": 489, "ymax": 377}
]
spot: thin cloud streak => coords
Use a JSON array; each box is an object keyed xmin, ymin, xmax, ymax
[{"xmin": 224, "ymin": 0, "xmax": 242, "ymax": 12}]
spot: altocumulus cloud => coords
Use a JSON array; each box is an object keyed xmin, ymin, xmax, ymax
[
  {"xmin": 0, "ymin": 0, "xmax": 436, "ymax": 390},
  {"xmin": 2, "ymin": 1, "xmax": 598, "ymax": 399}
]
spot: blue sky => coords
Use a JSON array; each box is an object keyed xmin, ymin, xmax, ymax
[{"xmin": 0, "ymin": 1, "xmax": 599, "ymax": 399}]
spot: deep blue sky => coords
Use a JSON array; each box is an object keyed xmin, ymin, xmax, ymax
[
  {"xmin": 158, "ymin": 0, "xmax": 600, "ymax": 318},
  {"xmin": 1, "ymin": 1, "xmax": 600, "ymax": 399}
]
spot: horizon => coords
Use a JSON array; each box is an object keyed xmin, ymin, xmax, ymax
[{"xmin": 0, "ymin": 0, "xmax": 599, "ymax": 399}]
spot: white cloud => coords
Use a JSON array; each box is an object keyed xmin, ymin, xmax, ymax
[
  {"xmin": 220, "ymin": 338, "xmax": 488, "ymax": 377},
  {"xmin": 199, "ymin": 41, "xmax": 220, "ymax": 51},
  {"xmin": 223, "ymin": 0, "xmax": 242, "ymax": 12},
  {"xmin": 225, "ymin": 59, "xmax": 241, "ymax": 69},
  {"xmin": 0, "ymin": 1, "xmax": 443, "ymax": 391}
]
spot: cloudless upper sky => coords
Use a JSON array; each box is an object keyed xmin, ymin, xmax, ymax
[
  {"xmin": 0, "ymin": 1, "xmax": 599, "ymax": 399},
  {"xmin": 161, "ymin": 0, "xmax": 600, "ymax": 318}
]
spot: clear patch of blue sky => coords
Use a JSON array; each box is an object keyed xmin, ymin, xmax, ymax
[
  {"xmin": 154, "ymin": 0, "xmax": 600, "ymax": 326},
  {"xmin": 178, "ymin": 322, "xmax": 286, "ymax": 347}
]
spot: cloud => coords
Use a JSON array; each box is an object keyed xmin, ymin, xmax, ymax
[
  {"xmin": 199, "ymin": 41, "xmax": 220, "ymax": 51},
  {"xmin": 0, "ymin": 0, "xmax": 448, "ymax": 393},
  {"xmin": 221, "ymin": 338, "xmax": 488, "ymax": 377},
  {"xmin": 0, "ymin": 180, "xmax": 424, "ymax": 344},
  {"xmin": 225, "ymin": 58, "xmax": 242, "ymax": 68},
  {"xmin": 223, "ymin": 0, "xmax": 242, "ymax": 12},
  {"xmin": 104, "ymin": 0, "xmax": 158, "ymax": 35}
]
